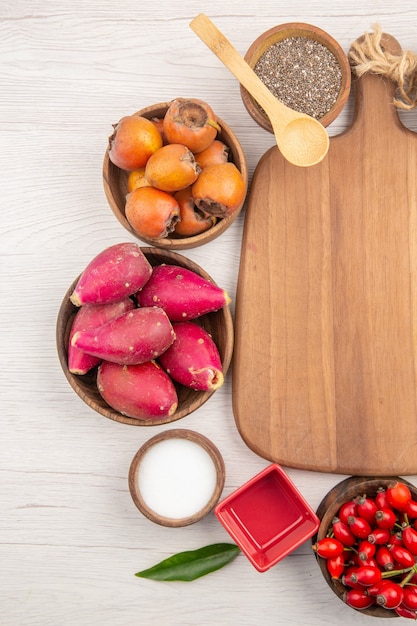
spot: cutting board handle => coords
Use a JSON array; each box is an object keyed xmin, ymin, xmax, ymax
[{"xmin": 349, "ymin": 32, "xmax": 406, "ymax": 128}]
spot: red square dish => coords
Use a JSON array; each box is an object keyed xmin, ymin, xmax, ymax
[{"xmin": 215, "ymin": 464, "xmax": 320, "ymax": 572}]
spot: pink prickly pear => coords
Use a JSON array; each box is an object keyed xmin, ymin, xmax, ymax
[
  {"xmin": 68, "ymin": 297, "xmax": 135, "ymax": 374},
  {"xmin": 70, "ymin": 242, "xmax": 152, "ymax": 306},
  {"xmin": 97, "ymin": 360, "xmax": 178, "ymax": 420},
  {"xmin": 71, "ymin": 306, "xmax": 175, "ymax": 365},
  {"xmin": 158, "ymin": 321, "xmax": 223, "ymax": 391},
  {"xmin": 137, "ymin": 264, "xmax": 230, "ymax": 321}
]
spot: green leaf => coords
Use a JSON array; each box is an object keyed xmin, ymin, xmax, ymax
[{"xmin": 135, "ymin": 543, "xmax": 241, "ymax": 582}]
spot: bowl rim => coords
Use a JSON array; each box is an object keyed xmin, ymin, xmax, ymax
[
  {"xmin": 102, "ymin": 100, "xmax": 248, "ymax": 250},
  {"xmin": 240, "ymin": 22, "xmax": 351, "ymax": 132},
  {"xmin": 128, "ymin": 428, "xmax": 225, "ymax": 526},
  {"xmin": 56, "ymin": 246, "xmax": 234, "ymax": 426}
]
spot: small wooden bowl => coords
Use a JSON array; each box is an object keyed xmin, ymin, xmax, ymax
[
  {"xmin": 128, "ymin": 429, "xmax": 225, "ymax": 527},
  {"xmin": 56, "ymin": 247, "xmax": 234, "ymax": 426},
  {"xmin": 241, "ymin": 23, "xmax": 351, "ymax": 132},
  {"xmin": 313, "ymin": 476, "xmax": 417, "ymax": 618},
  {"xmin": 102, "ymin": 101, "xmax": 248, "ymax": 250}
]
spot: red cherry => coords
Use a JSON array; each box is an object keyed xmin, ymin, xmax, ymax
[
  {"xmin": 347, "ymin": 515, "xmax": 372, "ymax": 539},
  {"xmin": 402, "ymin": 587, "xmax": 417, "ymax": 611},
  {"xmin": 375, "ymin": 545, "xmax": 394, "ymax": 571},
  {"xmin": 389, "ymin": 531, "xmax": 403, "ymax": 546},
  {"xmin": 355, "ymin": 495, "xmax": 378, "ymax": 524},
  {"xmin": 344, "ymin": 588, "xmax": 375, "ymax": 610},
  {"xmin": 388, "ymin": 544, "xmax": 415, "ymax": 568},
  {"xmin": 376, "ymin": 580, "xmax": 404, "ymax": 610},
  {"xmin": 358, "ymin": 540, "xmax": 376, "ymax": 562},
  {"xmin": 332, "ymin": 517, "xmax": 356, "ymax": 547},
  {"xmin": 375, "ymin": 488, "xmax": 391, "ymax": 511},
  {"xmin": 386, "ymin": 481, "xmax": 412, "ymax": 512},
  {"xmin": 341, "ymin": 566, "xmax": 364, "ymax": 589},
  {"xmin": 368, "ymin": 528, "xmax": 391, "ymax": 545},
  {"xmin": 355, "ymin": 565, "xmax": 382, "ymax": 586},
  {"xmin": 343, "ymin": 565, "xmax": 381, "ymax": 587},
  {"xmin": 312, "ymin": 537, "xmax": 344, "ymax": 559},
  {"xmin": 326, "ymin": 553, "xmax": 345, "ymax": 579},
  {"xmin": 406, "ymin": 499, "xmax": 417, "ymax": 519},
  {"xmin": 403, "ymin": 526, "xmax": 417, "ymax": 556},
  {"xmin": 367, "ymin": 580, "xmax": 384, "ymax": 597},
  {"xmin": 375, "ymin": 507, "xmax": 397, "ymax": 529},
  {"xmin": 395, "ymin": 604, "xmax": 417, "ymax": 619},
  {"xmin": 338, "ymin": 500, "xmax": 358, "ymax": 524}
]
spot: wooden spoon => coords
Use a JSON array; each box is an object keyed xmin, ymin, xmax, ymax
[{"xmin": 189, "ymin": 14, "xmax": 330, "ymax": 167}]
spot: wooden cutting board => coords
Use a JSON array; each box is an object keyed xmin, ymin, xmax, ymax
[{"xmin": 233, "ymin": 34, "xmax": 417, "ymax": 476}]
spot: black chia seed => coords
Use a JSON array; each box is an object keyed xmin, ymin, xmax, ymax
[{"xmin": 253, "ymin": 36, "xmax": 343, "ymax": 119}]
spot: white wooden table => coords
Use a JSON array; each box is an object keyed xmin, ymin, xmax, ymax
[{"xmin": 3, "ymin": 2, "xmax": 417, "ymax": 624}]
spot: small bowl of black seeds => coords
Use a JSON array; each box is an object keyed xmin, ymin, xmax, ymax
[{"xmin": 241, "ymin": 22, "xmax": 351, "ymax": 132}]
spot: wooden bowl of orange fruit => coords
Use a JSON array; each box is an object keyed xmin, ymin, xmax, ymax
[{"xmin": 102, "ymin": 99, "xmax": 248, "ymax": 250}]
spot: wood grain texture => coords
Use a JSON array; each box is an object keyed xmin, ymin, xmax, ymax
[
  {"xmin": 3, "ymin": 2, "xmax": 417, "ymax": 625},
  {"xmin": 233, "ymin": 33, "xmax": 417, "ymax": 475}
]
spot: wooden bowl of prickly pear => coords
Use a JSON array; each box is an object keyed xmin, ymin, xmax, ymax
[
  {"xmin": 313, "ymin": 476, "xmax": 417, "ymax": 619},
  {"xmin": 102, "ymin": 100, "xmax": 248, "ymax": 250},
  {"xmin": 56, "ymin": 245, "xmax": 234, "ymax": 426}
]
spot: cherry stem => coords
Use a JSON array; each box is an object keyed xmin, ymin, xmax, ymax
[
  {"xmin": 400, "ymin": 564, "xmax": 417, "ymax": 588},
  {"xmin": 381, "ymin": 565, "xmax": 415, "ymax": 579}
]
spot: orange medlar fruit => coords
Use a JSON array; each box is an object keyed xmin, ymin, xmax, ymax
[
  {"xmin": 145, "ymin": 143, "xmax": 201, "ymax": 193},
  {"xmin": 163, "ymin": 98, "xmax": 221, "ymax": 153},
  {"xmin": 125, "ymin": 186, "xmax": 180, "ymax": 239},
  {"xmin": 108, "ymin": 115, "xmax": 163, "ymax": 171},
  {"xmin": 191, "ymin": 162, "xmax": 246, "ymax": 218},
  {"xmin": 173, "ymin": 187, "xmax": 216, "ymax": 237}
]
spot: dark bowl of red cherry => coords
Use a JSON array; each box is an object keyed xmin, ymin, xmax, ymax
[{"xmin": 313, "ymin": 476, "xmax": 417, "ymax": 619}]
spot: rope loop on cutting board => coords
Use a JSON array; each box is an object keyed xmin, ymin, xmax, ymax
[{"xmin": 349, "ymin": 24, "xmax": 417, "ymax": 110}]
